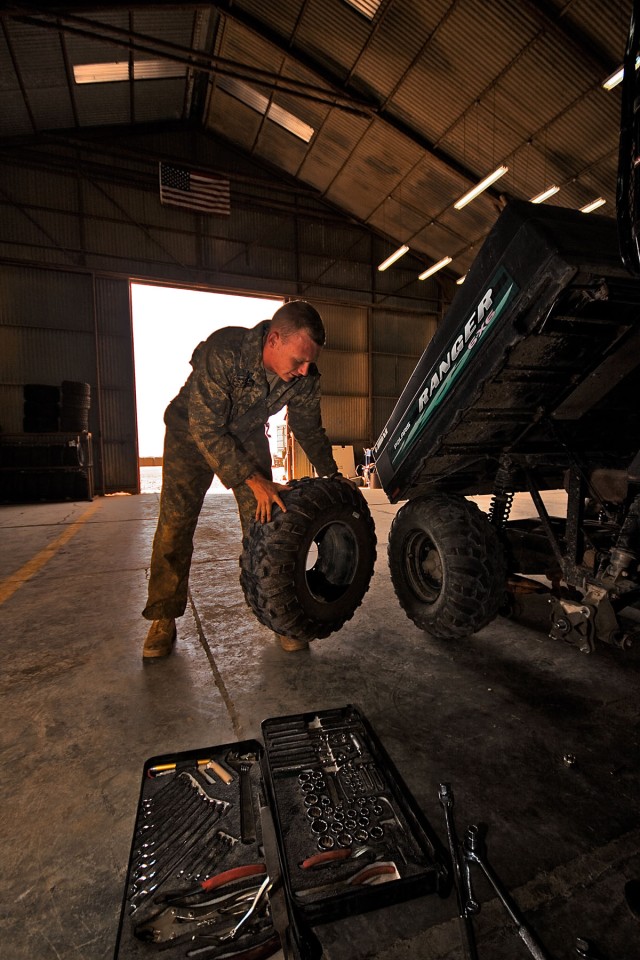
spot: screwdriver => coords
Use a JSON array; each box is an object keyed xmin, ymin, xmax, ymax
[{"xmin": 147, "ymin": 759, "xmax": 233, "ymax": 783}]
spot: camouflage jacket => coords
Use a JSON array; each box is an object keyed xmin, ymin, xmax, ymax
[{"xmin": 165, "ymin": 320, "xmax": 338, "ymax": 489}]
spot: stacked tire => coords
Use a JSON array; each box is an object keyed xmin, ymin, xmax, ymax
[
  {"xmin": 1, "ymin": 381, "xmax": 93, "ymax": 503},
  {"xmin": 23, "ymin": 384, "xmax": 60, "ymax": 433},
  {"xmin": 61, "ymin": 380, "xmax": 91, "ymax": 432}
]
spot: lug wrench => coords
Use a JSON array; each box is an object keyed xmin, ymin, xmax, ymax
[
  {"xmin": 438, "ymin": 783, "xmax": 479, "ymax": 960},
  {"xmin": 463, "ymin": 824, "xmax": 554, "ymax": 960}
]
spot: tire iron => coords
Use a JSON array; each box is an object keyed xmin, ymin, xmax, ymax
[
  {"xmin": 463, "ymin": 824, "xmax": 553, "ymax": 960},
  {"xmin": 438, "ymin": 783, "xmax": 479, "ymax": 960}
]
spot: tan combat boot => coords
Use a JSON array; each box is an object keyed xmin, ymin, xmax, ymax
[
  {"xmin": 143, "ymin": 618, "xmax": 177, "ymax": 659},
  {"xmin": 277, "ymin": 634, "xmax": 310, "ymax": 652}
]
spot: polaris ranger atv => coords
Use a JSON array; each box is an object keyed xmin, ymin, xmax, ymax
[{"xmin": 373, "ymin": 194, "xmax": 640, "ymax": 653}]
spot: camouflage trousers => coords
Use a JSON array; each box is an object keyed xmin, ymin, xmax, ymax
[{"xmin": 142, "ymin": 423, "xmax": 271, "ymax": 621}]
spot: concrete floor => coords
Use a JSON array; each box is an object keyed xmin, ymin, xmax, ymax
[{"xmin": 1, "ymin": 486, "xmax": 639, "ymax": 960}]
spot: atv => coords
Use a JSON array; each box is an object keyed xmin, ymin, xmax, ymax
[{"xmin": 373, "ymin": 197, "xmax": 640, "ymax": 654}]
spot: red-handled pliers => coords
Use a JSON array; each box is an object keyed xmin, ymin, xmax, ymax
[
  {"xmin": 299, "ymin": 846, "xmax": 378, "ymax": 870},
  {"xmin": 155, "ymin": 863, "xmax": 266, "ymax": 905},
  {"xmin": 135, "ymin": 865, "xmax": 268, "ymax": 944},
  {"xmin": 199, "ymin": 864, "xmax": 266, "ymax": 892},
  {"xmin": 296, "ymin": 860, "xmax": 399, "ymax": 899}
]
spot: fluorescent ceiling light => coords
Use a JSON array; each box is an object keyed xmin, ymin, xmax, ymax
[
  {"xmin": 344, "ymin": 0, "xmax": 383, "ymax": 19},
  {"xmin": 602, "ymin": 56, "xmax": 640, "ymax": 91},
  {"xmin": 377, "ymin": 244, "xmax": 409, "ymax": 272},
  {"xmin": 217, "ymin": 76, "xmax": 314, "ymax": 142},
  {"xmin": 454, "ymin": 165, "xmax": 508, "ymax": 210},
  {"xmin": 580, "ymin": 198, "xmax": 606, "ymax": 213},
  {"xmin": 456, "ymin": 274, "xmax": 466, "ymax": 285},
  {"xmin": 74, "ymin": 61, "xmax": 186, "ymax": 84},
  {"xmin": 418, "ymin": 256, "xmax": 452, "ymax": 280},
  {"xmin": 530, "ymin": 185, "xmax": 559, "ymax": 204},
  {"xmin": 603, "ymin": 66, "xmax": 624, "ymax": 91}
]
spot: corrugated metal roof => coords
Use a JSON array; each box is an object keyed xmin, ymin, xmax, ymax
[
  {"xmin": 0, "ymin": 0, "xmax": 634, "ymax": 293},
  {"xmin": 293, "ymin": 0, "xmax": 378, "ymax": 81},
  {"xmin": 353, "ymin": 0, "xmax": 453, "ymax": 102}
]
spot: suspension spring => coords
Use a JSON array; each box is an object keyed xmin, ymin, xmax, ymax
[{"xmin": 488, "ymin": 458, "xmax": 514, "ymax": 528}]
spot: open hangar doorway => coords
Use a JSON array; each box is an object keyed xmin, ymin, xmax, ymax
[{"xmin": 130, "ymin": 283, "xmax": 285, "ymax": 493}]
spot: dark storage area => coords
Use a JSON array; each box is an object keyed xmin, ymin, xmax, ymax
[{"xmin": 0, "ymin": 432, "xmax": 94, "ymax": 502}]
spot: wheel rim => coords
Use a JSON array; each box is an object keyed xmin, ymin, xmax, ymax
[
  {"xmin": 404, "ymin": 530, "xmax": 443, "ymax": 604},
  {"xmin": 305, "ymin": 521, "xmax": 359, "ymax": 603}
]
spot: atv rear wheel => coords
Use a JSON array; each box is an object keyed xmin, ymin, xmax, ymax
[
  {"xmin": 240, "ymin": 477, "xmax": 377, "ymax": 642},
  {"xmin": 388, "ymin": 492, "xmax": 506, "ymax": 639}
]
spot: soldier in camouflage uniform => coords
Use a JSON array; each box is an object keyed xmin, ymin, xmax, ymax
[{"xmin": 142, "ymin": 301, "xmax": 339, "ymax": 659}]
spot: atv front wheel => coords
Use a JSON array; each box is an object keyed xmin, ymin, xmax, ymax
[
  {"xmin": 240, "ymin": 478, "xmax": 377, "ymax": 642},
  {"xmin": 388, "ymin": 492, "xmax": 506, "ymax": 639}
]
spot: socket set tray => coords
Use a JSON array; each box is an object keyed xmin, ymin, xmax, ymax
[{"xmin": 114, "ymin": 705, "xmax": 450, "ymax": 960}]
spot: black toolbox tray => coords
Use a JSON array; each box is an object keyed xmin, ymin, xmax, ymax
[
  {"xmin": 114, "ymin": 706, "xmax": 450, "ymax": 960},
  {"xmin": 261, "ymin": 704, "xmax": 449, "ymax": 925}
]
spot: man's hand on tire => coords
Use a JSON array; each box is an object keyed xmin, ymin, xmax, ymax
[{"xmin": 245, "ymin": 472, "xmax": 291, "ymax": 522}]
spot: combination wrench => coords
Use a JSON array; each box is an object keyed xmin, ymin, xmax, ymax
[{"xmin": 226, "ymin": 751, "xmax": 258, "ymax": 844}]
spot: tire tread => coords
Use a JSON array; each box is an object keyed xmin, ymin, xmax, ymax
[{"xmin": 240, "ymin": 478, "xmax": 376, "ymax": 641}]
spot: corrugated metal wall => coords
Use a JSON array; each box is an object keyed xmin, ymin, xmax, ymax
[
  {"xmin": 0, "ymin": 264, "xmax": 138, "ymax": 494},
  {"xmin": 94, "ymin": 277, "xmax": 139, "ymax": 494},
  {"xmin": 370, "ymin": 307, "xmax": 438, "ymax": 443},
  {"xmin": 0, "ymin": 264, "xmax": 95, "ymax": 433},
  {"xmin": 305, "ymin": 299, "xmax": 438, "ymax": 457},
  {"xmin": 0, "ymin": 131, "xmax": 448, "ymax": 490},
  {"xmin": 311, "ymin": 300, "xmax": 369, "ymax": 449}
]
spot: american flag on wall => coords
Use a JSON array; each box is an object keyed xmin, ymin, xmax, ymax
[{"xmin": 159, "ymin": 162, "xmax": 231, "ymax": 215}]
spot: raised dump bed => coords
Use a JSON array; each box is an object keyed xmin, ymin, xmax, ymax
[{"xmin": 375, "ymin": 200, "xmax": 640, "ymax": 501}]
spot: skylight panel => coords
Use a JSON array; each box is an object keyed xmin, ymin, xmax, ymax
[
  {"xmin": 74, "ymin": 61, "xmax": 186, "ymax": 84},
  {"xmin": 218, "ymin": 76, "xmax": 269, "ymax": 113},
  {"xmin": 267, "ymin": 101, "xmax": 314, "ymax": 142},
  {"xmin": 217, "ymin": 76, "xmax": 314, "ymax": 142},
  {"xmin": 343, "ymin": 0, "xmax": 383, "ymax": 20}
]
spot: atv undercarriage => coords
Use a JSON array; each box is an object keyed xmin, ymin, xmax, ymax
[{"xmin": 501, "ymin": 458, "xmax": 640, "ymax": 653}]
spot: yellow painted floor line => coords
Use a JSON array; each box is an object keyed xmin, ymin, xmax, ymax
[{"xmin": 0, "ymin": 499, "xmax": 103, "ymax": 606}]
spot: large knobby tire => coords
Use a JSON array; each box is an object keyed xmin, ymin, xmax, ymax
[
  {"xmin": 388, "ymin": 492, "xmax": 507, "ymax": 640},
  {"xmin": 240, "ymin": 477, "xmax": 377, "ymax": 641}
]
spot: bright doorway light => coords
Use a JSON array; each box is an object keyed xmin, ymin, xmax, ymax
[{"xmin": 130, "ymin": 284, "xmax": 284, "ymax": 492}]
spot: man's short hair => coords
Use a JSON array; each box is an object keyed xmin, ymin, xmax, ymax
[{"xmin": 270, "ymin": 301, "xmax": 326, "ymax": 346}]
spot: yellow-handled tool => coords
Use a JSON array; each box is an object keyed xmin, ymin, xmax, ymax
[{"xmin": 147, "ymin": 758, "xmax": 234, "ymax": 783}]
